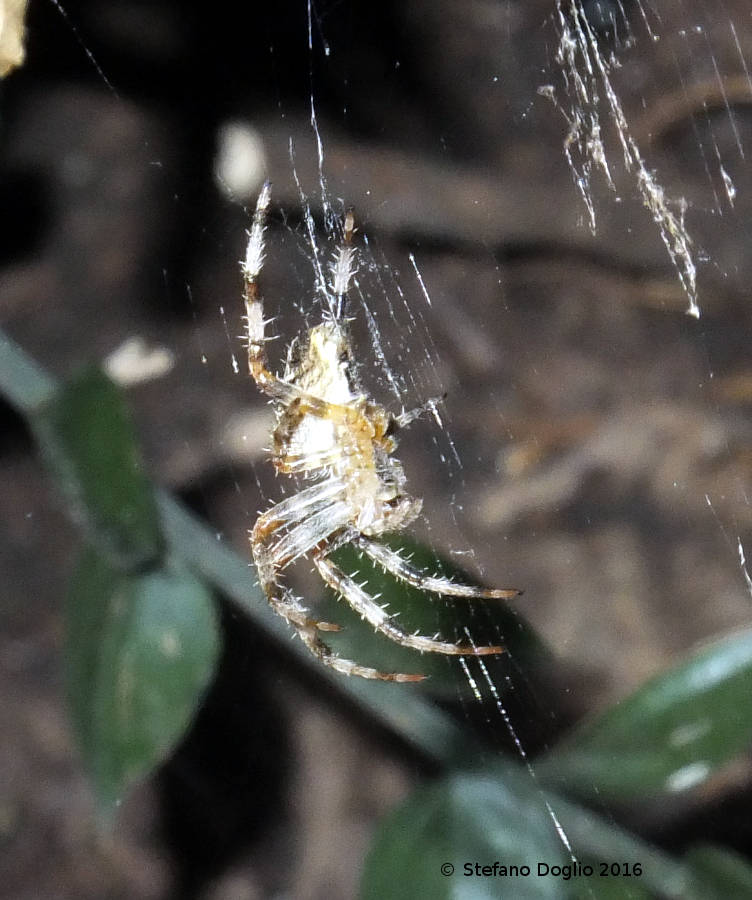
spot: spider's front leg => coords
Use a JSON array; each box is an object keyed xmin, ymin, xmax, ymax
[
  {"xmin": 242, "ymin": 181, "xmax": 275, "ymax": 388},
  {"xmin": 241, "ymin": 186, "xmax": 363, "ymax": 418},
  {"xmin": 241, "ymin": 182, "xmax": 307, "ymax": 406}
]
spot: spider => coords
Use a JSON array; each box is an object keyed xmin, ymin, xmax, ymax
[{"xmin": 242, "ymin": 182, "xmax": 520, "ymax": 681}]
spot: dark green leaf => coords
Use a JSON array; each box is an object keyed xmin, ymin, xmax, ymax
[
  {"xmin": 571, "ymin": 877, "xmax": 651, "ymax": 900},
  {"xmin": 33, "ymin": 367, "xmax": 163, "ymax": 568},
  {"xmin": 66, "ymin": 548, "xmax": 121, "ymax": 765},
  {"xmin": 684, "ymin": 845, "xmax": 752, "ymax": 899},
  {"xmin": 537, "ymin": 629, "xmax": 752, "ymax": 801},
  {"xmin": 66, "ymin": 548, "xmax": 220, "ymax": 820},
  {"xmin": 319, "ymin": 535, "xmax": 549, "ymax": 694},
  {"xmin": 361, "ymin": 769, "xmax": 568, "ymax": 900}
]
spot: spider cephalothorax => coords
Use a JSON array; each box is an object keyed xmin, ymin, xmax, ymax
[{"xmin": 242, "ymin": 183, "xmax": 520, "ymax": 681}]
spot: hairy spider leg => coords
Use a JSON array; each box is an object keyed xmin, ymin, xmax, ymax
[
  {"xmin": 272, "ymin": 445, "xmax": 348, "ymax": 475},
  {"xmin": 242, "ymin": 198, "xmax": 379, "ymax": 438},
  {"xmin": 253, "ymin": 478, "xmax": 346, "ymax": 529},
  {"xmin": 252, "ymin": 523, "xmax": 341, "ymax": 634},
  {"xmin": 354, "ymin": 535, "xmax": 521, "ymax": 601},
  {"xmin": 313, "ymin": 554, "xmax": 504, "ymax": 660},
  {"xmin": 242, "ymin": 182, "xmax": 357, "ymax": 409},
  {"xmin": 241, "ymin": 186, "xmax": 390, "ymax": 464},
  {"xmin": 241, "ymin": 180, "xmax": 270, "ymax": 374},
  {"xmin": 251, "ymin": 478, "xmax": 356, "ymax": 631},
  {"xmin": 331, "ymin": 208, "xmax": 357, "ymax": 320},
  {"xmin": 253, "ymin": 500, "xmax": 424, "ymax": 682},
  {"xmin": 241, "ymin": 183, "xmax": 323, "ymax": 406},
  {"xmin": 393, "ymin": 395, "xmax": 447, "ymax": 430}
]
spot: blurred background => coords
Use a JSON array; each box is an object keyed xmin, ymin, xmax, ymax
[{"xmin": 2, "ymin": 1, "xmax": 752, "ymax": 897}]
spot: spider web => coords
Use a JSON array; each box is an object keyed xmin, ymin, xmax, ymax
[{"xmin": 279, "ymin": 0, "xmax": 752, "ymax": 880}]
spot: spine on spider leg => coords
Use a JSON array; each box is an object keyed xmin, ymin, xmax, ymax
[{"xmin": 242, "ymin": 181, "xmax": 273, "ymax": 383}]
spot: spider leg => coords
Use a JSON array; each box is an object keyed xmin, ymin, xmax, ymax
[
  {"xmin": 267, "ymin": 586, "xmax": 341, "ymax": 633},
  {"xmin": 241, "ymin": 181, "xmax": 282, "ymax": 397},
  {"xmin": 240, "ymin": 186, "xmax": 328, "ymax": 409},
  {"xmin": 313, "ymin": 553, "xmax": 505, "ymax": 657},
  {"xmin": 252, "ymin": 478, "xmax": 347, "ymax": 533},
  {"xmin": 330, "ymin": 208, "xmax": 357, "ymax": 320},
  {"xmin": 253, "ymin": 520, "xmax": 423, "ymax": 681},
  {"xmin": 264, "ymin": 498, "xmax": 352, "ymax": 570},
  {"xmin": 298, "ymin": 626, "xmax": 426, "ymax": 683},
  {"xmin": 240, "ymin": 195, "xmax": 376, "ymax": 427},
  {"xmin": 251, "ymin": 485, "xmax": 349, "ymax": 634},
  {"xmin": 262, "ymin": 581, "xmax": 415, "ymax": 680},
  {"xmin": 393, "ymin": 394, "xmax": 446, "ymax": 430},
  {"xmin": 272, "ymin": 446, "xmax": 349, "ymax": 475},
  {"xmin": 252, "ymin": 478, "xmax": 352, "ymax": 571},
  {"xmin": 241, "ymin": 186, "xmax": 363, "ymax": 418},
  {"xmin": 354, "ymin": 536, "xmax": 522, "ymax": 600}
]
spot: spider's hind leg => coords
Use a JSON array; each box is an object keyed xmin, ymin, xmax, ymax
[
  {"xmin": 249, "ymin": 497, "xmax": 423, "ymax": 686},
  {"xmin": 260, "ymin": 569, "xmax": 424, "ymax": 682},
  {"xmin": 304, "ymin": 631, "xmax": 426, "ymax": 683},
  {"xmin": 266, "ymin": 588, "xmax": 342, "ymax": 634},
  {"xmin": 313, "ymin": 553, "xmax": 505, "ymax": 659},
  {"xmin": 251, "ymin": 494, "xmax": 345, "ymax": 636},
  {"xmin": 355, "ymin": 535, "xmax": 521, "ymax": 600},
  {"xmin": 263, "ymin": 586, "xmax": 416, "ymax": 680}
]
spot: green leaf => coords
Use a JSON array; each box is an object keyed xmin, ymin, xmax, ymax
[
  {"xmin": 684, "ymin": 845, "xmax": 752, "ymax": 899},
  {"xmin": 571, "ymin": 877, "xmax": 651, "ymax": 900},
  {"xmin": 361, "ymin": 769, "xmax": 568, "ymax": 900},
  {"xmin": 66, "ymin": 547, "xmax": 220, "ymax": 820},
  {"xmin": 66, "ymin": 548, "xmax": 121, "ymax": 764},
  {"xmin": 318, "ymin": 535, "xmax": 549, "ymax": 694},
  {"xmin": 363, "ymin": 764, "xmax": 704, "ymax": 900},
  {"xmin": 33, "ymin": 367, "xmax": 163, "ymax": 568},
  {"xmin": 537, "ymin": 629, "xmax": 752, "ymax": 802}
]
